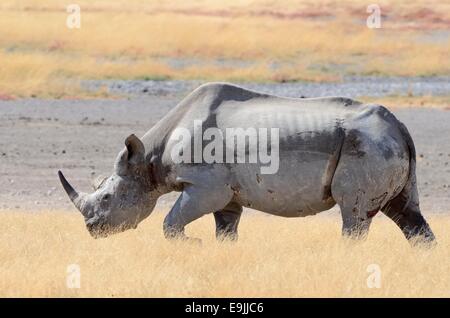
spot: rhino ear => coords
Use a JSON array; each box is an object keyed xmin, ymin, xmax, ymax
[
  {"xmin": 115, "ymin": 134, "xmax": 145, "ymax": 175},
  {"xmin": 125, "ymin": 134, "xmax": 145, "ymax": 164}
]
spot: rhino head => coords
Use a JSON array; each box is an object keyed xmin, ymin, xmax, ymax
[{"xmin": 58, "ymin": 134, "xmax": 158, "ymax": 238}]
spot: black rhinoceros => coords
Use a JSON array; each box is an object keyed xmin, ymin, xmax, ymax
[{"xmin": 59, "ymin": 83, "xmax": 435, "ymax": 244}]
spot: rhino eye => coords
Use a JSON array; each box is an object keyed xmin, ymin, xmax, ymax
[{"xmin": 102, "ymin": 194, "xmax": 111, "ymax": 202}]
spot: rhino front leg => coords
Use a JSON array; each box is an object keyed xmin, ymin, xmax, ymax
[
  {"xmin": 214, "ymin": 201, "xmax": 242, "ymax": 241},
  {"xmin": 163, "ymin": 183, "xmax": 234, "ymax": 241}
]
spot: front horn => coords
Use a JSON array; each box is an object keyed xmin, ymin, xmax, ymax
[{"xmin": 58, "ymin": 170, "xmax": 88, "ymax": 216}]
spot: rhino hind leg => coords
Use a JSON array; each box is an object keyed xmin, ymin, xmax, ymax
[
  {"xmin": 335, "ymin": 197, "xmax": 374, "ymax": 240},
  {"xmin": 332, "ymin": 185, "xmax": 379, "ymax": 240},
  {"xmin": 331, "ymin": 166, "xmax": 377, "ymax": 240},
  {"xmin": 330, "ymin": 130, "xmax": 407, "ymax": 241},
  {"xmin": 214, "ymin": 202, "xmax": 243, "ymax": 241},
  {"xmin": 382, "ymin": 184, "xmax": 435, "ymax": 246}
]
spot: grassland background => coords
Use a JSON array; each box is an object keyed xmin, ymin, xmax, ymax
[
  {"xmin": 0, "ymin": 0, "xmax": 449, "ymax": 97},
  {"xmin": 1, "ymin": 0, "xmax": 449, "ymax": 298},
  {"xmin": 0, "ymin": 211, "xmax": 449, "ymax": 297}
]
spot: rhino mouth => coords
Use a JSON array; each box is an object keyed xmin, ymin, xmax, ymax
[
  {"xmin": 86, "ymin": 223, "xmax": 109, "ymax": 238},
  {"xmin": 86, "ymin": 219, "xmax": 136, "ymax": 239}
]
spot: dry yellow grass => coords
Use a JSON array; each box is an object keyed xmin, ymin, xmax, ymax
[
  {"xmin": 0, "ymin": 210, "xmax": 448, "ymax": 297},
  {"xmin": 0, "ymin": 0, "xmax": 449, "ymax": 97}
]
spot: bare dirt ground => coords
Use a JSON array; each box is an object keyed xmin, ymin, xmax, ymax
[{"xmin": 1, "ymin": 79, "xmax": 449, "ymax": 214}]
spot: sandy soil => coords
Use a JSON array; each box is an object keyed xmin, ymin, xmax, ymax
[{"xmin": 0, "ymin": 81, "xmax": 449, "ymax": 214}]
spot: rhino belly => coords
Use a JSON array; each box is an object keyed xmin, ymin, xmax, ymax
[{"xmin": 231, "ymin": 150, "xmax": 338, "ymax": 217}]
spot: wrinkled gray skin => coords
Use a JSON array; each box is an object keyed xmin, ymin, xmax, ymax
[{"xmin": 59, "ymin": 83, "xmax": 435, "ymax": 245}]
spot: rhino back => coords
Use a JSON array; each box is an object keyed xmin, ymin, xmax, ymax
[{"xmin": 146, "ymin": 83, "xmax": 398, "ymax": 217}]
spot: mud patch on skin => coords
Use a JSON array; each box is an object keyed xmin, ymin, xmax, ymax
[
  {"xmin": 230, "ymin": 185, "xmax": 240, "ymax": 195},
  {"xmin": 352, "ymin": 189, "xmax": 366, "ymax": 214},
  {"xmin": 367, "ymin": 209, "xmax": 379, "ymax": 218},
  {"xmin": 379, "ymin": 137, "xmax": 395, "ymax": 160},
  {"xmin": 345, "ymin": 130, "xmax": 366, "ymax": 158},
  {"xmin": 282, "ymin": 130, "xmax": 342, "ymax": 155},
  {"xmin": 371, "ymin": 192, "xmax": 388, "ymax": 207}
]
